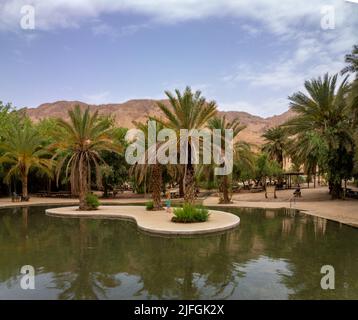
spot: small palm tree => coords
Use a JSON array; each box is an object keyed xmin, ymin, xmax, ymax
[
  {"xmin": 208, "ymin": 116, "xmax": 253, "ymax": 203},
  {"xmin": 262, "ymin": 126, "xmax": 287, "ymax": 169},
  {"xmin": 51, "ymin": 106, "xmax": 122, "ymax": 210},
  {"xmin": 156, "ymin": 87, "xmax": 217, "ymax": 204},
  {"xmin": 0, "ymin": 121, "xmax": 52, "ymax": 200},
  {"xmin": 130, "ymin": 120, "xmax": 165, "ymax": 210}
]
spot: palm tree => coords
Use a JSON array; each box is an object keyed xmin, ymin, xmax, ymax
[
  {"xmin": 208, "ymin": 116, "xmax": 252, "ymax": 203},
  {"xmin": 130, "ymin": 120, "xmax": 165, "ymax": 210},
  {"xmin": 341, "ymin": 45, "xmax": 358, "ymax": 78},
  {"xmin": 288, "ymin": 131, "xmax": 327, "ymax": 188},
  {"xmin": 156, "ymin": 87, "xmax": 217, "ymax": 204},
  {"xmin": 51, "ymin": 106, "xmax": 122, "ymax": 210},
  {"xmin": 285, "ymin": 73, "xmax": 354, "ymax": 199},
  {"xmin": 0, "ymin": 121, "xmax": 52, "ymax": 200},
  {"xmin": 262, "ymin": 126, "xmax": 287, "ymax": 169}
]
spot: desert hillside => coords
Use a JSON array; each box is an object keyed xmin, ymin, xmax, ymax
[{"xmin": 24, "ymin": 100, "xmax": 295, "ymax": 146}]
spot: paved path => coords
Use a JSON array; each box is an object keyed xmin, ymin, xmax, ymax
[
  {"xmin": 203, "ymin": 186, "xmax": 358, "ymax": 228},
  {"xmin": 1, "ymin": 186, "xmax": 357, "ymax": 228}
]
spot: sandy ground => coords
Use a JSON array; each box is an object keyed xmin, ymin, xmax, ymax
[
  {"xmin": 1, "ymin": 186, "xmax": 357, "ymax": 228},
  {"xmin": 203, "ymin": 186, "xmax": 358, "ymax": 228}
]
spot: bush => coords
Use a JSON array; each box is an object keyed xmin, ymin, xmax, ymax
[
  {"xmin": 172, "ymin": 204, "xmax": 209, "ymax": 223},
  {"xmin": 145, "ymin": 201, "xmax": 154, "ymax": 211},
  {"xmin": 85, "ymin": 193, "xmax": 100, "ymax": 210}
]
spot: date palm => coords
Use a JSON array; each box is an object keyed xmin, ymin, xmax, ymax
[
  {"xmin": 51, "ymin": 106, "xmax": 122, "ymax": 210},
  {"xmin": 341, "ymin": 45, "xmax": 358, "ymax": 78},
  {"xmin": 130, "ymin": 120, "xmax": 165, "ymax": 210},
  {"xmin": 0, "ymin": 121, "xmax": 52, "ymax": 200},
  {"xmin": 285, "ymin": 73, "xmax": 354, "ymax": 199},
  {"xmin": 156, "ymin": 87, "xmax": 217, "ymax": 204},
  {"xmin": 262, "ymin": 126, "xmax": 287, "ymax": 169},
  {"xmin": 208, "ymin": 116, "xmax": 252, "ymax": 203}
]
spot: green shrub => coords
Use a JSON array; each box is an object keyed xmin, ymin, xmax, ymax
[
  {"xmin": 145, "ymin": 201, "xmax": 154, "ymax": 211},
  {"xmin": 172, "ymin": 204, "xmax": 209, "ymax": 223},
  {"xmin": 85, "ymin": 193, "xmax": 100, "ymax": 210}
]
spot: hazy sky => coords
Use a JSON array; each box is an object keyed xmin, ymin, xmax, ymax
[{"xmin": 0, "ymin": 0, "xmax": 357, "ymax": 117}]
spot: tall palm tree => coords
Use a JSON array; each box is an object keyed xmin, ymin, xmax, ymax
[
  {"xmin": 156, "ymin": 87, "xmax": 217, "ymax": 204},
  {"xmin": 0, "ymin": 121, "xmax": 52, "ymax": 200},
  {"xmin": 51, "ymin": 106, "xmax": 122, "ymax": 210},
  {"xmin": 208, "ymin": 116, "xmax": 252, "ymax": 203},
  {"xmin": 285, "ymin": 73, "xmax": 354, "ymax": 199},
  {"xmin": 130, "ymin": 120, "xmax": 165, "ymax": 210},
  {"xmin": 262, "ymin": 126, "xmax": 287, "ymax": 169}
]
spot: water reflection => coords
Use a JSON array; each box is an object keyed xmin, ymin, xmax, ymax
[{"xmin": 0, "ymin": 206, "xmax": 357, "ymax": 299}]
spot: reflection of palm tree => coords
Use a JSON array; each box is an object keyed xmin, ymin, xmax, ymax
[{"xmin": 54, "ymin": 219, "xmax": 120, "ymax": 300}]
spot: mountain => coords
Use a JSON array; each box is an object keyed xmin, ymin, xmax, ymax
[{"xmin": 23, "ymin": 100, "xmax": 296, "ymax": 146}]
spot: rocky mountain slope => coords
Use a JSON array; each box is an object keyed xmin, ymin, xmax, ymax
[{"xmin": 24, "ymin": 100, "xmax": 295, "ymax": 146}]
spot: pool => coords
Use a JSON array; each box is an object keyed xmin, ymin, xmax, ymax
[{"xmin": 0, "ymin": 205, "xmax": 357, "ymax": 299}]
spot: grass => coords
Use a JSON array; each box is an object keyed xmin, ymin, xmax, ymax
[
  {"xmin": 145, "ymin": 200, "xmax": 154, "ymax": 211},
  {"xmin": 172, "ymin": 203, "xmax": 209, "ymax": 223},
  {"xmin": 85, "ymin": 193, "xmax": 100, "ymax": 210}
]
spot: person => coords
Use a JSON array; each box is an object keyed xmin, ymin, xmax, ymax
[
  {"xmin": 293, "ymin": 184, "xmax": 301, "ymax": 197},
  {"xmin": 165, "ymin": 192, "xmax": 172, "ymax": 213}
]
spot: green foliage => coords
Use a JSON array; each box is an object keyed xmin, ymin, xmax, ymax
[
  {"xmin": 172, "ymin": 204, "xmax": 209, "ymax": 223},
  {"xmin": 101, "ymin": 127, "xmax": 129, "ymax": 197},
  {"xmin": 50, "ymin": 105, "xmax": 122, "ymax": 209},
  {"xmin": 262, "ymin": 126, "xmax": 287, "ymax": 168},
  {"xmin": 85, "ymin": 193, "xmax": 100, "ymax": 210},
  {"xmin": 285, "ymin": 73, "xmax": 355, "ymax": 198},
  {"xmin": 254, "ymin": 153, "xmax": 282, "ymax": 183},
  {"xmin": 0, "ymin": 119, "xmax": 52, "ymax": 197},
  {"xmin": 145, "ymin": 201, "xmax": 154, "ymax": 211}
]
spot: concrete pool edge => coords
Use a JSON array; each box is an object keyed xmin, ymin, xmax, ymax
[
  {"xmin": 45, "ymin": 205, "xmax": 241, "ymax": 236},
  {"xmin": 1, "ymin": 197, "xmax": 357, "ymax": 229}
]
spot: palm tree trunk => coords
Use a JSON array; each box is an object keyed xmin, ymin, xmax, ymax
[
  {"xmin": 179, "ymin": 175, "xmax": 184, "ymax": 198},
  {"xmin": 151, "ymin": 164, "xmax": 163, "ymax": 210},
  {"xmin": 184, "ymin": 144, "xmax": 195, "ymax": 204},
  {"xmin": 331, "ymin": 180, "xmax": 343, "ymax": 199},
  {"xmin": 21, "ymin": 174, "xmax": 29, "ymax": 201},
  {"xmin": 79, "ymin": 160, "xmax": 89, "ymax": 210},
  {"xmin": 220, "ymin": 175, "xmax": 231, "ymax": 204}
]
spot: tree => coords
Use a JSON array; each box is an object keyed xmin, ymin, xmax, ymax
[
  {"xmin": 51, "ymin": 106, "xmax": 122, "ymax": 210},
  {"xmin": 254, "ymin": 153, "xmax": 282, "ymax": 186},
  {"xmin": 130, "ymin": 120, "xmax": 165, "ymax": 210},
  {"xmin": 208, "ymin": 116, "xmax": 252, "ymax": 203},
  {"xmin": 155, "ymin": 87, "xmax": 217, "ymax": 204},
  {"xmin": 285, "ymin": 73, "xmax": 354, "ymax": 199},
  {"xmin": 341, "ymin": 45, "xmax": 358, "ymax": 181},
  {"xmin": 262, "ymin": 126, "xmax": 287, "ymax": 169},
  {"xmin": 101, "ymin": 127, "xmax": 129, "ymax": 198},
  {"xmin": 288, "ymin": 131, "xmax": 327, "ymax": 188},
  {"xmin": 0, "ymin": 120, "xmax": 52, "ymax": 199},
  {"xmin": 341, "ymin": 45, "xmax": 358, "ymax": 78}
]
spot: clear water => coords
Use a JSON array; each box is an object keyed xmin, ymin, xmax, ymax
[{"xmin": 0, "ymin": 205, "xmax": 357, "ymax": 300}]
